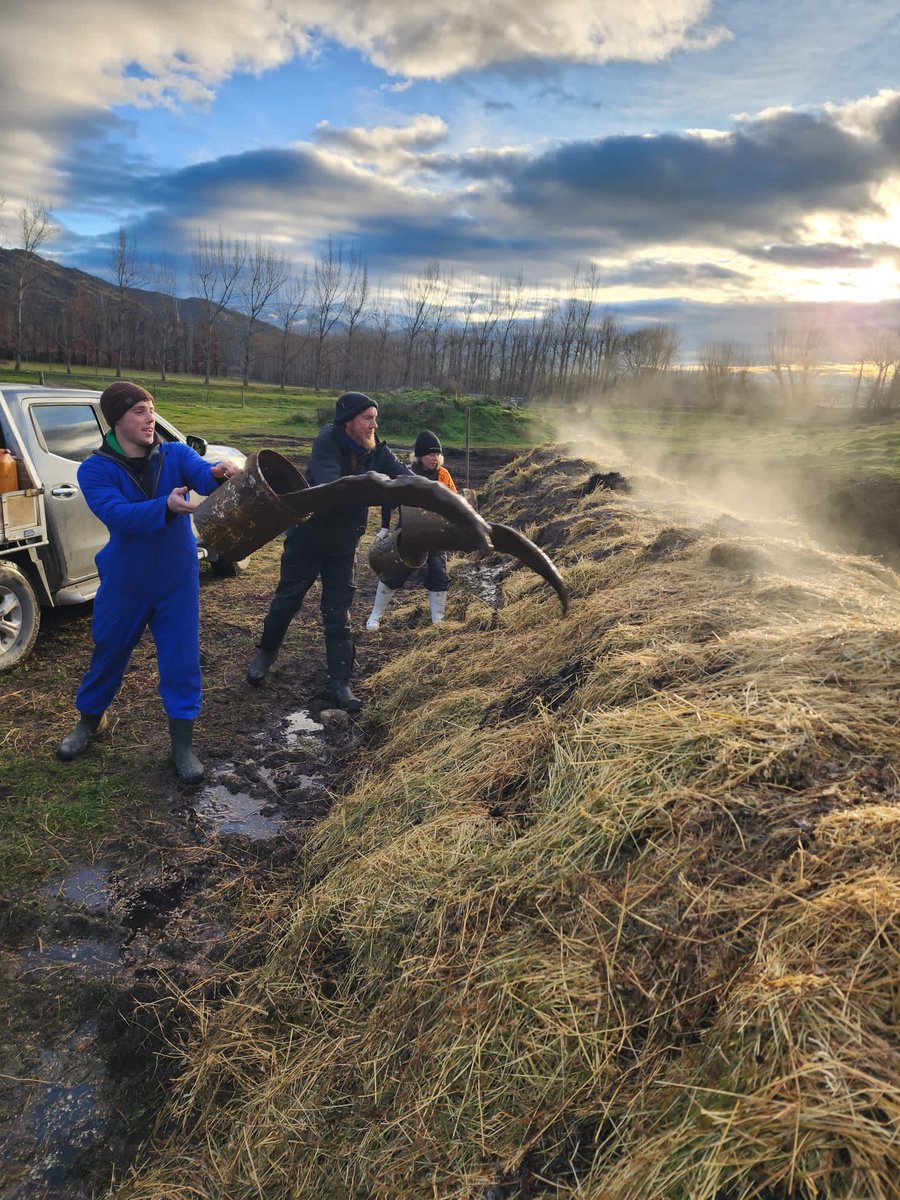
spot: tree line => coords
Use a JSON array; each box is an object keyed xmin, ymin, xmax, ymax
[{"xmin": 2, "ymin": 198, "xmax": 899, "ymax": 410}]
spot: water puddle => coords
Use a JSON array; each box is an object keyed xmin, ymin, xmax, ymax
[
  {"xmin": 43, "ymin": 863, "xmax": 112, "ymax": 915},
  {"xmin": 4, "ymin": 1025, "xmax": 110, "ymax": 1200},
  {"xmin": 16, "ymin": 939, "xmax": 121, "ymax": 977},
  {"xmin": 193, "ymin": 784, "xmax": 283, "ymax": 840},
  {"xmin": 473, "ymin": 560, "xmax": 510, "ymax": 606},
  {"xmin": 284, "ymin": 709, "xmax": 324, "ymax": 744}
]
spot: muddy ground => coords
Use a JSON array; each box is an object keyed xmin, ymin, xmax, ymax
[{"xmin": 1, "ymin": 441, "xmax": 898, "ymax": 1198}]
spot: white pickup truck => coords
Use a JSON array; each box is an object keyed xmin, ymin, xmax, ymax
[{"xmin": 0, "ymin": 383, "xmax": 248, "ymax": 672}]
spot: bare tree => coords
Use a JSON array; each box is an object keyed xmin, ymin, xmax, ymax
[
  {"xmin": 446, "ymin": 277, "xmax": 480, "ymax": 391},
  {"xmin": 620, "ymin": 323, "xmax": 680, "ymax": 377},
  {"xmin": 13, "ymin": 198, "xmax": 55, "ymax": 370},
  {"xmin": 309, "ymin": 239, "xmax": 353, "ymax": 391},
  {"xmin": 238, "ymin": 235, "xmax": 290, "ymax": 386},
  {"xmin": 699, "ymin": 340, "xmax": 743, "ymax": 410},
  {"xmin": 473, "ymin": 277, "xmax": 504, "ymax": 394},
  {"xmin": 191, "ymin": 229, "xmax": 246, "ymax": 384},
  {"xmin": 273, "ymin": 266, "xmax": 310, "ymax": 390},
  {"xmin": 554, "ymin": 269, "xmax": 582, "ymax": 395},
  {"xmin": 52, "ymin": 296, "xmax": 78, "ymax": 375},
  {"xmin": 860, "ymin": 327, "xmax": 900, "ymax": 411},
  {"xmin": 589, "ymin": 310, "xmax": 622, "ymax": 393},
  {"xmin": 368, "ymin": 284, "xmax": 394, "ymax": 393},
  {"xmin": 767, "ymin": 317, "xmax": 824, "ymax": 409},
  {"xmin": 571, "ymin": 263, "xmax": 602, "ymax": 389},
  {"xmin": 110, "ymin": 228, "xmax": 150, "ymax": 377},
  {"xmin": 342, "ymin": 251, "xmax": 369, "ymax": 388},
  {"xmin": 399, "ymin": 260, "xmax": 442, "ymax": 386},
  {"xmin": 425, "ymin": 266, "xmax": 452, "ymax": 384},
  {"xmin": 495, "ymin": 271, "xmax": 525, "ymax": 396},
  {"xmin": 153, "ymin": 257, "xmax": 180, "ymax": 381}
]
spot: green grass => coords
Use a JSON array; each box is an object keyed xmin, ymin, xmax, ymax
[
  {"xmin": 0, "ymin": 757, "xmax": 132, "ymax": 888},
  {"xmin": 9, "ymin": 365, "xmax": 549, "ymax": 450}
]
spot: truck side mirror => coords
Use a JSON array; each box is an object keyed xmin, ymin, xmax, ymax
[{"xmin": 186, "ymin": 434, "xmax": 208, "ymax": 457}]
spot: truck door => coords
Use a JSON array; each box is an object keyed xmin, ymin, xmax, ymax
[{"xmin": 26, "ymin": 400, "xmax": 107, "ymax": 587}]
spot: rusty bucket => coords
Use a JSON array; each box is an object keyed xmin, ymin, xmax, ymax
[{"xmin": 193, "ymin": 449, "xmax": 309, "ymax": 561}]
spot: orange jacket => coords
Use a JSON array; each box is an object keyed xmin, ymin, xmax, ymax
[{"xmin": 436, "ymin": 465, "xmax": 458, "ymax": 492}]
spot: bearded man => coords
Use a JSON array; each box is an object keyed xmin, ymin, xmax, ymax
[{"xmin": 246, "ymin": 391, "xmax": 410, "ymax": 711}]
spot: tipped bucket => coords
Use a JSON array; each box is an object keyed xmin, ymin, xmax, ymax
[{"xmin": 193, "ymin": 449, "xmax": 309, "ymax": 560}]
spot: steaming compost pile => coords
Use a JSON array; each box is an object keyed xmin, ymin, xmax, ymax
[{"xmin": 114, "ymin": 448, "xmax": 899, "ymax": 1200}]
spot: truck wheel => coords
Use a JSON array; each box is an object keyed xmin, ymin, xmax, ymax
[
  {"xmin": 0, "ymin": 562, "xmax": 40, "ymax": 672},
  {"xmin": 210, "ymin": 555, "xmax": 251, "ymax": 578}
]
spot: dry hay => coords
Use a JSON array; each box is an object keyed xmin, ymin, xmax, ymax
[{"xmin": 113, "ymin": 448, "xmax": 900, "ymax": 1200}]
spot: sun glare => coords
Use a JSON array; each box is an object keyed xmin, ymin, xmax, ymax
[{"xmin": 790, "ymin": 262, "xmax": 900, "ymax": 305}]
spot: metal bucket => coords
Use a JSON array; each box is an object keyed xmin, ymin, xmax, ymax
[{"xmin": 193, "ymin": 449, "xmax": 309, "ymax": 560}]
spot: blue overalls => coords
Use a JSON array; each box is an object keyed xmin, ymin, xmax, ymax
[{"xmin": 74, "ymin": 439, "xmax": 220, "ymax": 721}]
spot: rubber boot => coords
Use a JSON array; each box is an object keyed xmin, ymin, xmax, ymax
[
  {"xmin": 326, "ymin": 639, "xmax": 362, "ymax": 713},
  {"xmin": 246, "ymin": 646, "xmax": 277, "ymax": 687},
  {"xmin": 56, "ymin": 711, "xmax": 108, "ymax": 762},
  {"xmin": 428, "ymin": 590, "xmax": 448, "ymax": 624},
  {"xmin": 366, "ymin": 581, "xmax": 396, "ymax": 631},
  {"xmin": 168, "ymin": 717, "xmax": 204, "ymax": 784}
]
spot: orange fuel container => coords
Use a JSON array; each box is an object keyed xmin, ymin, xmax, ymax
[{"xmin": 0, "ymin": 448, "xmax": 19, "ymax": 494}]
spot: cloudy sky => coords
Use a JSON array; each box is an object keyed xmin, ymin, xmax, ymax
[{"xmin": 1, "ymin": 0, "xmax": 899, "ymax": 360}]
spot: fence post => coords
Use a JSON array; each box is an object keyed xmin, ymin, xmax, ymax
[
  {"xmin": 465, "ymin": 404, "xmax": 471, "ymax": 489},
  {"xmin": 39, "ymin": 370, "xmax": 45, "ymax": 385}
]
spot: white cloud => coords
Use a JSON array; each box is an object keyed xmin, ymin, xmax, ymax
[
  {"xmin": 0, "ymin": 0, "xmax": 311, "ymax": 206},
  {"xmin": 314, "ymin": 114, "xmax": 449, "ymax": 171},
  {"xmin": 0, "ymin": 0, "xmax": 726, "ymax": 207},
  {"xmin": 309, "ymin": 0, "xmax": 727, "ymax": 79}
]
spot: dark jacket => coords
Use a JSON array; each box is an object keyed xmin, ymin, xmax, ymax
[{"xmin": 298, "ymin": 423, "xmax": 411, "ymax": 552}]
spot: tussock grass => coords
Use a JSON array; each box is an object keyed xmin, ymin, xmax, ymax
[{"xmin": 113, "ymin": 447, "xmax": 900, "ymax": 1199}]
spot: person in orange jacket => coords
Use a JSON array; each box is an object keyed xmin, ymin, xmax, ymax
[{"xmin": 366, "ymin": 430, "xmax": 457, "ymax": 630}]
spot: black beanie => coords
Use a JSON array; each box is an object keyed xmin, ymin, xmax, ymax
[
  {"xmin": 100, "ymin": 381, "xmax": 153, "ymax": 428},
  {"xmin": 334, "ymin": 391, "xmax": 378, "ymax": 424},
  {"xmin": 414, "ymin": 429, "xmax": 442, "ymax": 457}
]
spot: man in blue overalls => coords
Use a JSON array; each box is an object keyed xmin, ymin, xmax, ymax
[{"xmin": 56, "ymin": 381, "xmax": 235, "ymax": 782}]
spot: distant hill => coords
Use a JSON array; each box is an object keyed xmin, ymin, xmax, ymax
[{"xmin": 0, "ymin": 248, "xmax": 256, "ymax": 337}]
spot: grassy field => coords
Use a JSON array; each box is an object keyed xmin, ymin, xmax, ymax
[
  {"xmin": 551, "ymin": 399, "xmax": 900, "ymax": 482},
  {"xmin": 15, "ymin": 366, "xmax": 546, "ymax": 449}
]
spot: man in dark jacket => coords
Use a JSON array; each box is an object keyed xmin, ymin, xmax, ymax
[
  {"xmin": 56, "ymin": 381, "xmax": 235, "ymax": 782},
  {"xmin": 246, "ymin": 391, "xmax": 410, "ymax": 710}
]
